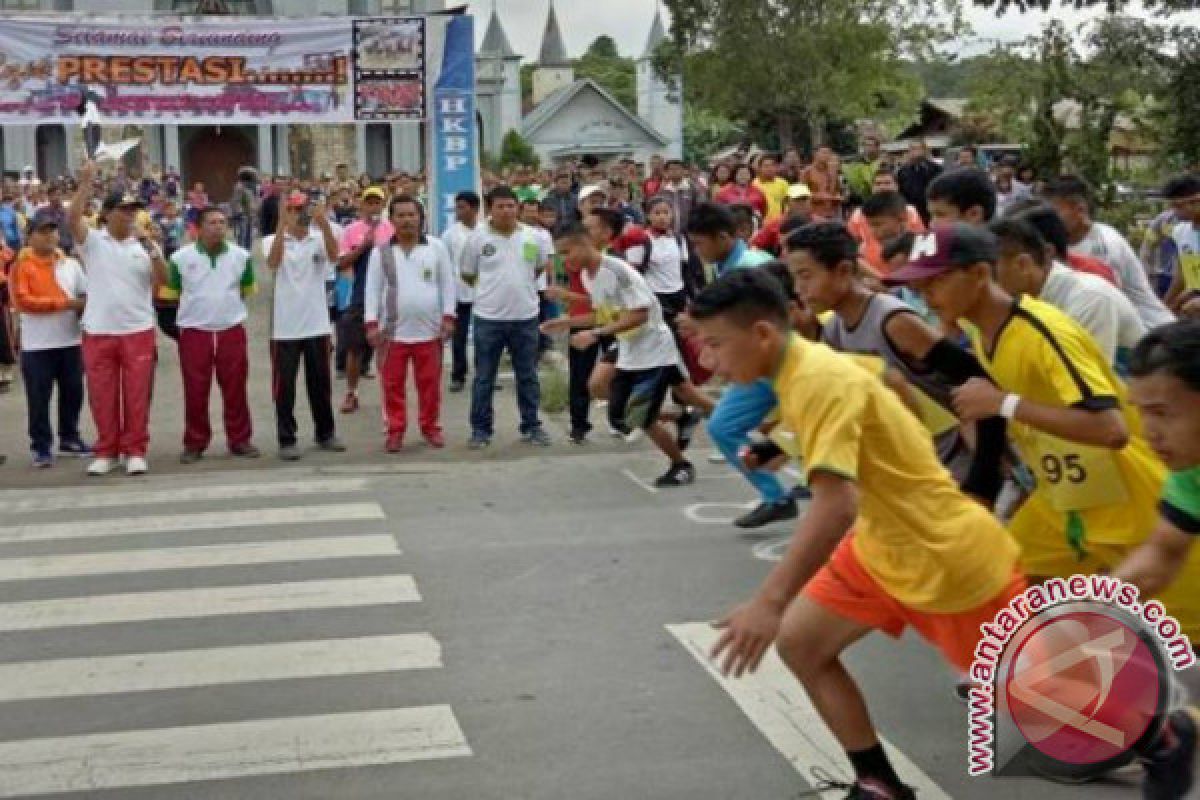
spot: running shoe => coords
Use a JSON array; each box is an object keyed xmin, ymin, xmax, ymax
[
  {"xmin": 734, "ymin": 498, "xmax": 798, "ymax": 529},
  {"xmin": 654, "ymin": 461, "xmax": 696, "ymax": 487},
  {"xmin": 1143, "ymin": 708, "xmax": 1198, "ymax": 799}
]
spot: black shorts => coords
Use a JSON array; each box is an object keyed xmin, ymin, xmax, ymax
[
  {"xmin": 336, "ymin": 305, "xmax": 367, "ymax": 353},
  {"xmin": 609, "ymin": 365, "xmax": 685, "ymax": 431},
  {"xmin": 599, "ymin": 335, "xmax": 619, "ymax": 364}
]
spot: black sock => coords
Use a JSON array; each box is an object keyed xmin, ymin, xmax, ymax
[{"xmin": 847, "ymin": 743, "xmax": 903, "ymax": 788}]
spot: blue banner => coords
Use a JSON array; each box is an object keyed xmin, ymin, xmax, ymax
[{"xmin": 431, "ymin": 14, "xmax": 477, "ymax": 235}]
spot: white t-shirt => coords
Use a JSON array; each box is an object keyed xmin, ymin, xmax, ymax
[
  {"xmin": 440, "ymin": 220, "xmax": 477, "ymax": 304},
  {"xmin": 364, "ymin": 238, "xmax": 457, "ymax": 343},
  {"xmin": 1040, "ymin": 261, "xmax": 1145, "ymax": 367},
  {"xmin": 645, "ymin": 230, "xmax": 687, "ymax": 294},
  {"xmin": 265, "ymin": 230, "xmax": 334, "ymax": 341},
  {"xmin": 459, "ymin": 222, "xmax": 553, "ymax": 321},
  {"xmin": 77, "ymin": 227, "xmax": 156, "ymax": 335},
  {"xmin": 18, "ymin": 256, "xmax": 87, "ymax": 351},
  {"xmin": 1072, "ymin": 222, "xmax": 1174, "ymax": 328},
  {"xmin": 581, "ymin": 255, "xmax": 679, "ymax": 371}
]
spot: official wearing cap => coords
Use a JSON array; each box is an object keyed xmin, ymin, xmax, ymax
[{"xmin": 68, "ymin": 162, "xmax": 166, "ymax": 477}]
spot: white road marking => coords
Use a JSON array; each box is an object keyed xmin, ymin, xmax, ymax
[
  {"xmin": 0, "ymin": 478, "xmax": 370, "ymax": 514},
  {"xmin": 683, "ymin": 502, "xmax": 755, "ymax": 525},
  {"xmin": 0, "ymin": 503, "xmax": 385, "ymax": 544},
  {"xmin": 751, "ymin": 537, "xmax": 790, "ymax": 563},
  {"xmin": 0, "ymin": 633, "xmax": 441, "ymax": 702},
  {"xmin": 0, "ymin": 535, "xmax": 400, "ymax": 583},
  {"xmin": 666, "ymin": 622, "xmax": 952, "ymax": 800},
  {"xmin": 0, "ymin": 575, "xmax": 420, "ymax": 632},
  {"xmin": 621, "ymin": 468, "xmax": 660, "ymax": 494},
  {"xmin": 0, "ymin": 706, "xmax": 471, "ymax": 796}
]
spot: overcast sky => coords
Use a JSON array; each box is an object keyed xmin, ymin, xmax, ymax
[{"xmin": 465, "ymin": 0, "xmax": 1200, "ymax": 61}]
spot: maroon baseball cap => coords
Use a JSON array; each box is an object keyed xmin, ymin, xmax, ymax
[{"xmin": 885, "ymin": 222, "xmax": 998, "ymax": 285}]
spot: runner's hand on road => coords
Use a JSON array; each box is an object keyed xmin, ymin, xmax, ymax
[{"xmin": 711, "ymin": 596, "xmax": 782, "ymax": 678}]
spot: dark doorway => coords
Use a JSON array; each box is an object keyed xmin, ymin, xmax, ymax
[
  {"xmin": 182, "ymin": 126, "xmax": 256, "ymax": 203},
  {"xmin": 36, "ymin": 125, "xmax": 68, "ymax": 183}
]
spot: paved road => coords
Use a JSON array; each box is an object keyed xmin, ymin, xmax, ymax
[
  {"xmin": 0, "ymin": 274, "xmax": 1182, "ymax": 798},
  {"xmin": 0, "ymin": 447, "xmax": 1167, "ymax": 799}
]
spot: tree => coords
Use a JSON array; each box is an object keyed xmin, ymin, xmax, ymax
[
  {"xmin": 973, "ymin": 0, "xmax": 1197, "ymax": 11},
  {"xmin": 498, "ymin": 129, "xmax": 539, "ymax": 170},
  {"xmin": 658, "ymin": 0, "xmax": 965, "ymax": 150},
  {"xmin": 966, "ymin": 17, "xmax": 1169, "ymax": 195},
  {"xmin": 683, "ymin": 107, "xmax": 744, "ymax": 165}
]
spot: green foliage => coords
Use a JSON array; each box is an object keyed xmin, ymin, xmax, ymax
[
  {"xmin": 964, "ymin": 18, "xmax": 1170, "ymax": 199},
  {"xmin": 498, "ymin": 130, "xmax": 539, "ymax": 170},
  {"xmin": 658, "ymin": 0, "xmax": 963, "ymax": 149},
  {"xmin": 683, "ymin": 107, "xmax": 744, "ymax": 165}
]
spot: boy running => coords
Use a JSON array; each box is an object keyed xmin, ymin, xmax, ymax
[
  {"xmin": 890, "ymin": 223, "xmax": 1200, "ymax": 640},
  {"xmin": 542, "ymin": 223, "xmax": 696, "ymax": 487},
  {"xmin": 694, "ymin": 268, "xmax": 1023, "ymax": 800},
  {"xmin": 1111, "ymin": 319, "xmax": 1200, "ymax": 799}
]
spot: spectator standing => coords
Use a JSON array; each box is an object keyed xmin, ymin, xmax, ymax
[
  {"xmin": 754, "ymin": 154, "xmax": 792, "ymax": 222},
  {"xmin": 459, "ymin": 186, "xmax": 554, "ymax": 449},
  {"xmin": 896, "ymin": 139, "xmax": 942, "ymax": 224},
  {"xmin": 68, "ymin": 160, "xmax": 166, "ymax": 476},
  {"xmin": 336, "ymin": 187, "xmax": 394, "ymax": 413},
  {"xmin": 165, "ymin": 207, "xmax": 260, "ymax": 463},
  {"xmin": 365, "ymin": 195, "xmax": 457, "ymax": 452},
  {"xmin": 659, "ymin": 159, "xmax": 701, "ymax": 236},
  {"xmin": 264, "ymin": 191, "xmax": 345, "ymax": 461},
  {"xmin": 443, "ymin": 190, "xmax": 481, "ymax": 394},
  {"xmin": 9, "ymin": 209, "xmax": 90, "ymax": 467},
  {"xmin": 715, "ymin": 164, "xmax": 767, "ymax": 218}
]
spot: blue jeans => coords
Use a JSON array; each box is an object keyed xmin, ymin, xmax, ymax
[
  {"xmin": 707, "ymin": 379, "xmax": 786, "ymax": 505},
  {"xmin": 470, "ymin": 316, "xmax": 542, "ymax": 438}
]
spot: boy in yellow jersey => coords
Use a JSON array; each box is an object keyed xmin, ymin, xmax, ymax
[
  {"xmin": 693, "ymin": 268, "xmax": 1023, "ymax": 800},
  {"xmin": 890, "ymin": 223, "xmax": 1200, "ymax": 641},
  {"xmin": 1163, "ymin": 174, "xmax": 1200, "ymax": 318}
]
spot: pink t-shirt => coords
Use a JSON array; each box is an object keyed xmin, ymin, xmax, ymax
[{"xmin": 338, "ymin": 218, "xmax": 396, "ymax": 258}]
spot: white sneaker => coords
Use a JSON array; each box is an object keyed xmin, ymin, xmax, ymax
[
  {"xmin": 125, "ymin": 456, "xmax": 148, "ymax": 475},
  {"xmin": 87, "ymin": 457, "xmax": 116, "ymax": 476}
]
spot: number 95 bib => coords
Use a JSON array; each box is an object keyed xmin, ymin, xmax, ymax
[{"xmin": 1022, "ymin": 429, "xmax": 1130, "ymax": 512}]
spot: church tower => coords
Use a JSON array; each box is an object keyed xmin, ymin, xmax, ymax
[
  {"xmin": 532, "ymin": 1, "xmax": 574, "ymax": 106},
  {"xmin": 636, "ymin": 6, "xmax": 683, "ymax": 159},
  {"xmin": 475, "ymin": 2, "xmax": 523, "ymax": 156}
]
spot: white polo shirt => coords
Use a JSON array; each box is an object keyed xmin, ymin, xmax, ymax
[
  {"xmin": 440, "ymin": 220, "xmax": 477, "ymax": 304},
  {"xmin": 459, "ymin": 222, "xmax": 553, "ymax": 321},
  {"xmin": 1072, "ymin": 222, "xmax": 1174, "ymax": 328},
  {"xmin": 77, "ymin": 227, "xmax": 156, "ymax": 335},
  {"xmin": 364, "ymin": 237, "xmax": 457, "ymax": 343},
  {"xmin": 167, "ymin": 240, "xmax": 255, "ymax": 332},
  {"xmin": 264, "ymin": 229, "xmax": 334, "ymax": 341}
]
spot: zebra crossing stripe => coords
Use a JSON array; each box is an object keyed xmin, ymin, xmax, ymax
[
  {"xmin": 0, "ymin": 633, "xmax": 442, "ymax": 702},
  {"xmin": 0, "ymin": 503, "xmax": 386, "ymax": 544},
  {"xmin": 0, "ymin": 478, "xmax": 371, "ymax": 514},
  {"xmin": 0, "ymin": 534, "xmax": 399, "ymax": 582},
  {"xmin": 0, "ymin": 706, "xmax": 470, "ymax": 796},
  {"xmin": 0, "ymin": 575, "xmax": 420, "ymax": 632}
]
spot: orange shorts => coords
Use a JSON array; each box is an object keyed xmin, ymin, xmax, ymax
[{"xmin": 803, "ymin": 536, "xmax": 1027, "ymax": 672}]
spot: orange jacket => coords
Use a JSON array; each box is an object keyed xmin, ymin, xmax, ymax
[{"xmin": 10, "ymin": 248, "xmax": 72, "ymax": 313}]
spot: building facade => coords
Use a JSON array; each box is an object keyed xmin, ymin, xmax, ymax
[{"xmin": 0, "ymin": 0, "xmax": 682, "ymax": 198}]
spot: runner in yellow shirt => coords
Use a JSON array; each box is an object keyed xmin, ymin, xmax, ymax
[
  {"xmin": 692, "ymin": 267, "xmax": 1023, "ymax": 800},
  {"xmin": 890, "ymin": 222, "xmax": 1200, "ymax": 641}
]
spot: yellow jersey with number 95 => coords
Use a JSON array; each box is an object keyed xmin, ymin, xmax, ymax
[{"xmin": 969, "ymin": 296, "xmax": 1165, "ymax": 568}]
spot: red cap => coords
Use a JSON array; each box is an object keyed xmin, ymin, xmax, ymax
[{"xmin": 285, "ymin": 191, "xmax": 308, "ymax": 209}]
